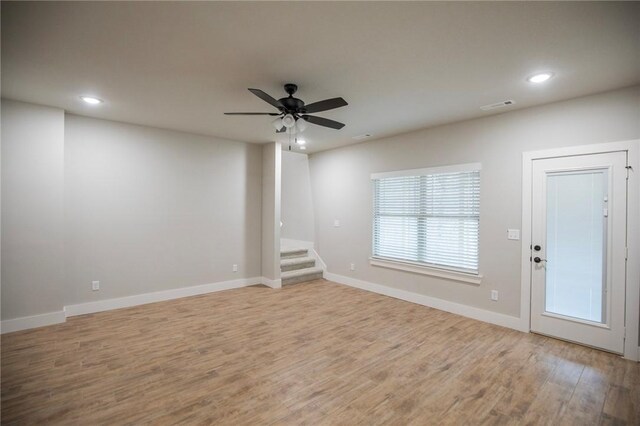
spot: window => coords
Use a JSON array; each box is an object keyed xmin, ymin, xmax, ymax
[{"xmin": 372, "ymin": 163, "xmax": 480, "ymax": 275}]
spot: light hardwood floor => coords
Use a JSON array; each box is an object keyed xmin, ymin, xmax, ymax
[{"xmin": 2, "ymin": 280, "xmax": 638, "ymax": 425}]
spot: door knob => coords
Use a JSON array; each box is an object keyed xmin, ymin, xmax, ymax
[
  {"xmin": 533, "ymin": 257, "xmax": 547, "ymax": 263},
  {"xmin": 534, "ymin": 245, "xmax": 541, "ymax": 251}
]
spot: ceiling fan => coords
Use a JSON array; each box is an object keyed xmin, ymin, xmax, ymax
[{"xmin": 224, "ymin": 84, "xmax": 347, "ymax": 134}]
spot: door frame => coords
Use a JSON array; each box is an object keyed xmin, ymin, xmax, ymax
[{"xmin": 520, "ymin": 140, "xmax": 640, "ymax": 361}]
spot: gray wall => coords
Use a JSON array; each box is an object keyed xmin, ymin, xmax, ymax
[
  {"xmin": 261, "ymin": 143, "xmax": 281, "ymax": 281},
  {"xmin": 281, "ymin": 151, "xmax": 315, "ymax": 243},
  {"xmin": 1, "ymin": 100, "xmax": 65, "ymax": 319},
  {"xmin": 309, "ymin": 86, "xmax": 640, "ymax": 318},
  {"xmin": 1, "ymin": 102, "xmax": 264, "ymax": 320},
  {"xmin": 64, "ymin": 114, "xmax": 263, "ymax": 305}
]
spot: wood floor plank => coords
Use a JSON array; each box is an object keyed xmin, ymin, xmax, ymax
[{"xmin": 2, "ymin": 280, "xmax": 638, "ymax": 425}]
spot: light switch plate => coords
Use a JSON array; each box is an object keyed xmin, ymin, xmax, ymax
[
  {"xmin": 507, "ymin": 229, "xmax": 520, "ymax": 240},
  {"xmin": 334, "ymin": 219, "xmax": 341, "ymax": 227}
]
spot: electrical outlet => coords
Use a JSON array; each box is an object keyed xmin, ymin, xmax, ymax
[
  {"xmin": 92, "ymin": 281, "xmax": 100, "ymax": 291},
  {"xmin": 350, "ymin": 263, "xmax": 355, "ymax": 271},
  {"xmin": 491, "ymin": 290, "xmax": 499, "ymax": 301},
  {"xmin": 232, "ymin": 264, "xmax": 238, "ymax": 272},
  {"xmin": 334, "ymin": 219, "xmax": 341, "ymax": 227}
]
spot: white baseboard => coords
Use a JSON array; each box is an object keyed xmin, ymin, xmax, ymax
[
  {"xmin": 3, "ymin": 276, "xmax": 268, "ymax": 333},
  {"xmin": 261, "ymin": 277, "xmax": 282, "ymax": 289},
  {"xmin": 65, "ymin": 276, "xmax": 262, "ymax": 317},
  {"xmin": 3, "ymin": 273, "xmax": 524, "ymax": 335},
  {"xmin": 325, "ymin": 272, "xmax": 524, "ymax": 332},
  {"xmin": 1, "ymin": 310, "xmax": 66, "ymax": 334}
]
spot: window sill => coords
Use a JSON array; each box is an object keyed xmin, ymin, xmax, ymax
[{"xmin": 369, "ymin": 257, "xmax": 482, "ymax": 285}]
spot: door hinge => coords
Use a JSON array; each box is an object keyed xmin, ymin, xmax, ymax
[
  {"xmin": 625, "ymin": 246, "xmax": 628, "ymax": 260},
  {"xmin": 626, "ymin": 165, "xmax": 631, "ymax": 180}
]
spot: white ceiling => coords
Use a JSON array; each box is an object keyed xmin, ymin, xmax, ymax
[{"xmin": 2, "ymin": 2, "xmax": 639, "ymax": 153}]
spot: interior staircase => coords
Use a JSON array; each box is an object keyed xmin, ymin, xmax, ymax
[{"xmin": 280, "ymin": 248, "xmax": 323, "ymax": 285}]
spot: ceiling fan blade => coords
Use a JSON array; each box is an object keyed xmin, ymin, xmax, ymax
[
  {"xmin": 248, "ymin": 88, "xmax": 283, "ymax": 109},
  {"xmin": 302, "ymin": 115, "xmax": 345, "ymax": 130},
  {"xmin": 224, "ymin": 112, "xmax": 281, "ymax": 115},
  {"xmin": 303, "ymin": 97, "xmax": 348, "ymax": 114}
]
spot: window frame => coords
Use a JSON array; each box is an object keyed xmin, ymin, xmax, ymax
[{"xmin": 370, "ymin": 162, "xmax": 482, "ymax": 284}]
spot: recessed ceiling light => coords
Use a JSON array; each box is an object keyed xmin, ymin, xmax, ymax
[
  {"xmin": 299, "ymin": 146, "xmax": 307, "ymax": 150},
  {"xmin": 80, "ymin": 96, "xmax": 103, "ymax": 105},
  {"xmin": 297, "ymin": 139, "xmax": 306, "ymax": 145},
  {"xmin": 527, "ymin": 73, "xmax": 553, "ymax": 84}
]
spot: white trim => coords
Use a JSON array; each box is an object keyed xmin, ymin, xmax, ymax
[
  {"xmin": 312, "ymin": 248, "xmax": 327, "ymax": 271},
  {"xmin": 3, "ymin": 276, "xmax": 273, "ymax": 332},
  {"xmin": 369, "ymin": 257, "xmax": 482, "ymax": 285},
  {"xmin": 64, "ymin": 277, "xmax": 262, "ymax": 317},
  {"xmin": 325, "ymin": 272, "xmax": 523, "ymax": 332},
  {"xmin": 520, "ymin": 151, "xmax": 534, "ymax": 335},
  {"xmin": 1, "ymin": 310, "xmax": 66, "ymax": 334},
  {"xmin": 521, "ymin": 139, "xmax": 640, "ymax": 361},
  {"xmin": 261, "ymin": 277, "xmax": 282, "ymax": 289},
  {"xmin": 625, "ymin": 143, "xmax": 640, "ymax": 361},
  {"xmin": 371, "ymin": 162, "xmax": 482, "ymax": 180}
]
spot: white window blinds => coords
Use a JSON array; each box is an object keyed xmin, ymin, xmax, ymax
[{"xmin": 372, "ymin": 164, "xmax": 480, "ymax": 274}]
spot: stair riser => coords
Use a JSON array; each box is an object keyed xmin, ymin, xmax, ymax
[
  {"xmin": 281, "ymin": 250, "xmax": 308, "ymax": 259},
  {"xmin": 281, "ymin": 260, "xmax": 315, "ymax": 272},
  {"xmin": 282, "ymin": 272, "xmax": 324, "ymax": 286}
]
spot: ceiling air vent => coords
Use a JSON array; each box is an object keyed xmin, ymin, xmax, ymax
[
  {"xmin": 480, "ymin": 100, "xmax": 516, "ymax": 111},
  {"xmin": 353, "ymin": 134, "xmax": 372, "ymax": 140}
]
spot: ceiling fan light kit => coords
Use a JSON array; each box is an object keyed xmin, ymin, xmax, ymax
[
  {"xmin": 224, "ymin": 83, "xmax": 348, "ymax": 134},
  {"xmin": 295, "ymin": 118, "xmax": 307, "ymax": 132},
  {"xmin": 282, "ymin": 114, "xmax": 296, "ymax": 128},
  {"xmin": 272, "ymin": 117, "xmax": 284, "ymax": 130}
]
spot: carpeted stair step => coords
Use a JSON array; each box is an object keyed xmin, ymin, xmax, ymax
[
  {"xmin": 280, "ymin": 248, "xmax": 308, "ymax": 259},
  {"xmin": 281, "ymin": 267, "xmax": 323, "ymax": 286},
  {"xmin": 281, "ymin": 256, "xmax": 316, "ymax": 272}
]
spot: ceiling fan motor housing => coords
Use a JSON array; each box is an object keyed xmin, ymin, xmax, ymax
[{"xmin": 278, "ymin": 96, "xmax": 305, "ymax": 113}]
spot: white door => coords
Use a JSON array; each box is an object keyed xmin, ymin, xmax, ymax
[{"xmin": 530, "ymin": 151, "xmax": 628, "ymax": 354}]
